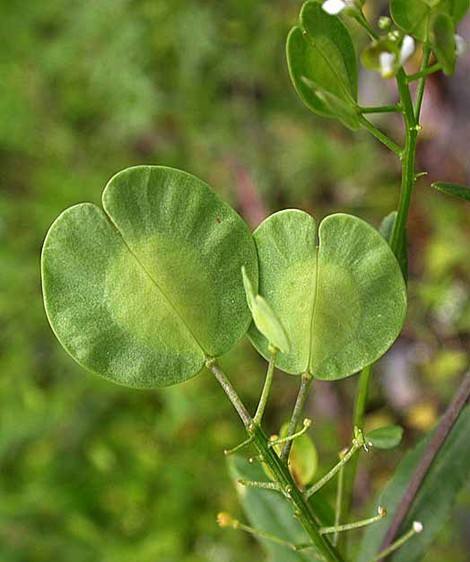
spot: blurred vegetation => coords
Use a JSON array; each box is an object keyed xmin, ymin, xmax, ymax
[{"xmin": 0, "ymin": 1, "xmax": 468, "ymax": 561}]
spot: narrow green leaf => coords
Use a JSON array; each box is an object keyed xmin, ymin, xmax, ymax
[
  {"xmin": 241, "ymin": 264, "xmax": 257, "ymax": 312},
  {"xmin": 432, "ymin": 181, "xmax": 470, "ymax": 201},
  {"xmin": 41, "ymin": 166, "xmax": 258, "ymax": 388},
  {"xmin": 366, "ymin": 425, "xmax": 404, "ymax": 449},
  {"xmin": 242, "ymin": 267, "xmax": 290, "ymax": 353},
  {"xmin": 379, "ymin": 211, "xmax": 398, "ymax": 243},
  {"xmin": 228, "ymin": 456, "xmax": 320, "ymax": 562},
  {"xmin": 358, "ymin": 406, "xmax": 470, "ymax": 562},
  {"xmin": 286, "ymin": 1, "xmax": 359, "ymax": 129},
  {"xmin": 379, "ymin": 211, "xmax": 408, "ymax": 280},
  {"xmin": 430, "ymin": 12, "xmax": 457, "ymax": 75},
  {"xmin": 249, "ymin": 210, "xmax": 407, "ymax": 380}
]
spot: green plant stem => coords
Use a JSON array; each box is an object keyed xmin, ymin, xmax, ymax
[
  {"xmin": 358, "ymin": 115, "xmax": 402, "ymax": 155},
  {"xmin": 224, "ymin": 435, "xmax": 254, "ymax": 456},
  {"xmin": 414, "ymin": 47, "xmax": 432, "ymax": 121},
  {"xmin": 305, "ymin": 440, "xmax": 362, "ymax": 499},
  {"xmin": 281, "ymin": 372, "xmax": 313, "ymax": 462},
  {"xmin": 374, "ymin": 526, "xmax": 419, "ymax": 561},
  {"xmin": 269, "ymin": 418, "xmax": 311, "ymax": 448},
  {"xmin": 359, "ymin": 105, "xmax": 401, "ymax": 114},
  {"xmin": 207, "ymin": 360, "xmax": 252, "ymax": 428},
  {"xmin": 406, "ymin": 61, "xmax": 440, "ymax": 83},
  {"xmin": 238, "ymin": 479, "xmax": 281, "ymax": 491},
  {"xmin": 254, "ymin": 350, "xmax": 277, "ymax": 424},
  {"xmin": 390, "ymin": 68, "xmax": 418, "ymax": 256},
  {"xmin": 353, "ymin": 364, "xmax": 373, "ymax": 430},
  {"xmin": 210, "ymin": 362, "xmax": 345, "ymax": 562},
  {"xmin": 320, "ymin": 511, "xmax": 385, "ymax": 535},
  {"xmin": 229, "ymin": 518, "xmax": 299, "ymax": 550},
  {"xmin": 340, "ymin": 364, "xmax": 372, "ymax": 532},
  {"xmin": 333, "ymin": 452, "xmax": 346, "ymax": 546}
]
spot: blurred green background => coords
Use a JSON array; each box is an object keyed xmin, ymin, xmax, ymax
[{"xmin": 1, "ymin": 1, "xmax": 469, "ymax": 561}]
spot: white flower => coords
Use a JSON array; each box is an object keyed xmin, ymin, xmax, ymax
[
  {"xmin": 322, "ymin": 0, "xmax": 350, "ymax": 15},
  {"xmin": 399, "ymin": 35, "xmax": 415, "ymax": 65},
  {"xmin": 380, "ymin": 51, "xmax": 396, "ymax": 78},
  {"xmin": 413, "ymin": 521, "xmax": 424, "ymax": 533},
  {"xmin": 455, "ymin": 34, "xmax": 466, "ymax": 57}
]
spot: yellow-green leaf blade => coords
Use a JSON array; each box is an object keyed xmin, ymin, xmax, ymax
[
  {"xmin": 41, "ymin": 203, "xmax": 205, "ymax": 388},
  {"xmin": 102, "ymin": 166, "xmax": 257, "ymax": 358},
  {"xmin": 250, "ymin": 209, "xmax": 318, "ymax": 374},
  {"xmin": 42, "ymin": 166, "xmax": 258, "ymax": 387},
  {"xmin": 311, "ymin": 214, "xmax": 407, "ymax": 380},
  {"xmin": 250, "ymin": 211, "xmax": 407, "ymax": 380}
]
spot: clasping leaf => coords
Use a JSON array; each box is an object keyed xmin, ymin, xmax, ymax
[
  {"xmin": 249, "ymin": 209, "xmax": 407, "ymax": 380},
  {"xmin": 41, "ymin": 166, "xmax": 258, "ymax": 388}
]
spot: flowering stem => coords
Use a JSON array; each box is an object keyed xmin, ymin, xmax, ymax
[
  {"xmin": 250, "ymin": 423, "xmax": 345, "ymax": 562},
  {"xmin": 342, "ymin": 47, "xmax": 430, "ymax": 551},
  {"xmin": 390, "ymin": 68, "xmax": 419, "ymax": 257},
  {"xmin": 211, "ymin": 362, "xmax": 345, "ymax": 562}
]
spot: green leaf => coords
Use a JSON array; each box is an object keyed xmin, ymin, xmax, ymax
[
  {"xmin": 432, "ymin": 181, "xmax": 470, "ymax": 201},
  {"xmin": 228, "ymin": 456, "xmax": 320, "ymax": 562},
  {"xmin": 379, "ymin": 211, "xmax": 408, "ymax": 280},
  {"xmin": 242, "ymin": 267, "xmax": 290, "ymax": 353},
  {"xmin": 390, "ymin": 0, "xmax": 432, "ymax": 41},
  {"xmin": 286, "ymin": 1, "xmax": 359, "ymax": 129},
  {"xmin": 443, "ymin": 0, "xmax": 469, "ymax": 23},
  {"xmin": 41, "ymin": 166, "xmax": 258, "ymax": 388},
  {"xmin": 379, "ymin": 211, "xmax": 398, "ymax": 242},
  {"xmin": 430, "ymin": 12, "xmax": 457, "ymax": 74},
  {"xmin": 366, "ymin": 425, "xmax": 404, "ymax": 449},
  {"xmin": 358, "ymin": 405, "xmax": 470, "ymax": 562},
  {"xmin": 249, "ymin": 210, "xmax": 407, "ymax": 380},
  {"xmin": 391, "ymin": 0, "xmax": 469, "ymax": 41}
]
